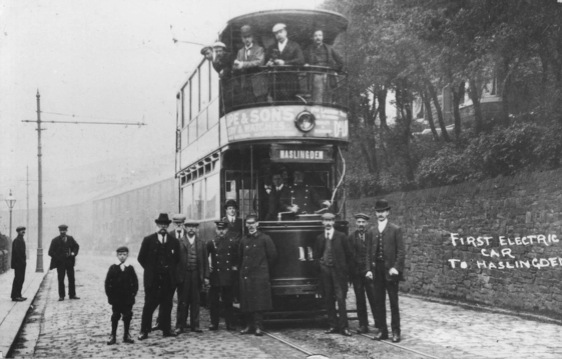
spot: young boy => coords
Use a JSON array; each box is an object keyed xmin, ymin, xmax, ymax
[{"xmin": 105, "ymin": 246, "xmax": 138, "ymax": 345}]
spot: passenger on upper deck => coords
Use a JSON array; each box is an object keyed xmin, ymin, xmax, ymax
[
  {"xmin": 211, "ymin": 42, "xmax": 232, "ymax": 79},
  {"xmin": 232, "ymin": 25, "xmax": 268, "ymax": 106},
  {"xmin": 265, "ymin": 23, "xmax": 304, "ymax": 102},
  {"xmin": 201, "ymin": 46, "xmax": 214, "ymax": 62},
  {"xmin": 280, "ymin": 170, "xmax": 331, "ymax": 215},
  {"xmin": 304, "ymin": 29, "xmax": 344, "ymax": 104}
]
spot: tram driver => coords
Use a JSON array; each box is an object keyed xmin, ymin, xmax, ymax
[{"xmin": 279, "ymin": 170, "xmax": 331, "ymax": 216}]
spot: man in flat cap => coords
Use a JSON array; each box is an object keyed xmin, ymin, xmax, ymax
[
  {"xmin": 137, "ymin": 213, "xmax": 180, "ymax": 340},
  {"xmin": 48, "ymin": 224, "xmax": 80, "ymax": 301},
  {"xmin": 174, "ymin": 220, "xmax": 209, "ymax": 334},
  {"xmin": 365, "ymin": 199, "xmax": 405, "ymax": 343},
  {"xmin": 207, "ymin": 220, "xmax": 239, "ymax": 331},
  {"xmin": 201, "ymin": 46, "xmax": 213, "ymax": 62},
  {"xmin": 266, "ymin": 23, "xmax": 304, "ymax": 102},
  {"xmin": 212, "ymin": 41, "xmax": 232, "ymax": 79},
  {"xmin": 239, "ymin": 214, "xmax": 277, "ymax": 336},
  {"xmin": 348, "ymin": 213, "xmax": 376, "ymax": 333},
  {"xmin": 314, "ymin": 212, "xmax": 353, "ymax": 336},
  {"xmin": 11, "ymin": 226, "xmax": 27, "ymax": 301},
  {"xmin": 233, "ymin": 25, "xmax": 268, "ymax": 106}
]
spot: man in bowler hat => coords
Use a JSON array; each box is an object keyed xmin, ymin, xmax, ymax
[
  {"xmin": 366, "ymin": 199, "xmax": 405, "ymax": 343},
  {"xmin": 349, "ymin": 213, "xmax": 376, "ymax": 333},
  {"xmin": 137, "ymin": 213, "xmax": 180, "ymax": 340},
  {"xmin": 314, "ymin": 212, "xmax": 353, "ymax": 336},
  {"xmin": 11, "ymin": 226, "xmax": 27, "ymax": 301},
  {"xmin": 207, "ymin": 220, "xmax": 239, "ymax": 331},
  {"xmin": 48, "ymin": 224, "xmax": 80, "ymax": 301}
]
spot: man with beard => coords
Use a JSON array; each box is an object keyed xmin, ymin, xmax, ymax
[
  {"xmin": 11, "ymin": 226, "xmax": 27, "ymax": 301},
  {"xmin": 137, "ymin": 213, "xmax": 180, "ymax": 340},
  {"xmin": 239, "ymin": 214, "xmax": 277, "ymax": 336},
  {"xmin": 175, "ymin": 220, "xmax": 209, "ymax": 334},
  {"xmin": 349, "ymin": 213, "xmax": 376, "ymax": 333},
  {"xmin": 48, "ymin": 224, "xmax": 80, "ymax": 301},
  {"xmin": 365, "ymin": 199, "xmax": 405, "ymax": 343},
  {"xmin": 207, "ymin": 220, "xmax": 239, "ymax": 331},
  {"xmin": 314, "ymin": 212, "xmax": 353, "ymax": 337}
]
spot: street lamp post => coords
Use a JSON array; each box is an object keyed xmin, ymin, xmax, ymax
[{"xmin": 5, "ymin": 189, "xmax": 16, "ymax": 269}]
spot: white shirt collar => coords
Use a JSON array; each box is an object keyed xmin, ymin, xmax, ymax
[
  {"xmin": 187, "ymin": 235, "xmax": 195, "ymax": 245},
  {"xmin": 278, "ymin": 39, "xmax": 287, "ymax": 52},
  {"xmin": 158, "ymin": 232, "xmax": 166, "ymax": 243},
  {"xmin": 115, "ymin": 260, "xmax": 130, "ymax": 267},
  {"xmin": 325, "ymin": 228, "xmax": 334, "ymax": 239},
  {"xmin": 378, "ymin": 219, "xmax": 388, "ymax": 233}
]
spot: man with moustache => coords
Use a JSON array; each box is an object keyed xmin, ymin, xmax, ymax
[
  {"xmin": 314, "ymin": 212, "xmax": 353, "ymax": 337},
  {"xmin": 239, "ymin": 214, "xmax": 277, "ymax": 336},
  {"xmin": 175, "ymin": 220, "xmax": 209, "ymax": 334},
  {"xmin": 137, "ymin": 213, "xmax": 180, "ymax": 340},
  {"xmin": 266, "ymin": 171, "xmax": 290, "ymax": 220},
  {"xmin": 365, "ymin": 199, "xmax": 405, "ymax": 343},
  {"xmin": 348, "ymin": 213, "xmax": 376, "ymax": 333},
  {"xmin": 232, "ymin": 25, "xmax": 268, "ymax": 106},
  {"xmin": 207, "ymin": 220, "xmax": 239, "ymax": 331},
  {"xmin": 266, "ymin": 23, "xmax": 304, "ymax": 102},
  {"xmin": 11, "ymin": 226, "xmax": 27, "ymax": 301},
  {"xmin": 48, "ymin": 224, "xmax": 80, "ymax": 301}
]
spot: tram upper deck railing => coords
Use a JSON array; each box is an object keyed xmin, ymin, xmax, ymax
[{"xmin": 220, "ymin": 65, "xmax": 348, "ymax": 114}]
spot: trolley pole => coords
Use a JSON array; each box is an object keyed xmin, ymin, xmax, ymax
[{"xmin": 24, "ymin": 90, "xmax": 146, "ymax": 273}]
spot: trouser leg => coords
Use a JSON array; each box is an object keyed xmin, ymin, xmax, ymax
[
  {"xmin": 176, "ymin": 282, "xmax": 187, "ymax": 329},
  {"xmin": 387, "ymin": 281, "xmax": 400, "ymax": 334},
  {"xmin": 334, "ymin": 275, "xmax": 348, "ymax": 330},
  {"xmin": 222, "ymin": 286, "xmax": 234, "ymax": 326},
  {"xmin": 12, "ymin": 266, "xmax": 25, "ymax": 298},
  {"xmin": 111, "ymin": 306, "xmax": 121, "ymax": 336},
  {"xmin": 209, "ymin": 286, "xmax": 220, "ymax": 326},
  {"xmin": 373, "ymin": 264, "xmax": 388, "ymax": 335},
  {"xmin": 254, "ymin": 311, "xmax": 264, "ymax": 330},
  {"xmin": 57, "ymin": 266, "xmax": 66, "ymax": 298},
  {"xmin": 67, "ymin": 265, "xmax": 76, "ymax": 297},
  {"xmin": 159, "ymin": 276, "xmax": 174, "ymax": 332},
  {"xmin": 123, "ymin": 304, "xmax": 133, "ymax": 338},
  {"xmin": 320, "ymin": 264, "xmax": 337, "ymax": 328},
  {"xmin": 141, "ymin": 288, "xmax": 160, "ymax": 333},
  {"xmin": 352, "ymin": 275, "xmax": 368, "ymax": 327},
  {"xmin": 188, "ymin": 271, "xmax": 200, "ymax": 329}
]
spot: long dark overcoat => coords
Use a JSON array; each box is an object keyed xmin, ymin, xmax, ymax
[
  {"xmin": 11, "ymin": 234, "xmax": 26, "ymax": 270},
  {"xmin": 176, "ymin": 234, "xmax": 209, "ymax": 286},
  {"xmin": 365, "ymin": 222, "xmax": 406, "ymax": 282},
  {"xmin": 104, "ymin": 264, "xmax": 138, "ymax": 306},
  {"xmin": 48, "ymin": 235, "xmax": 79, "ymax": 270},
  {"xmin": 207, "ymin": 233, "xmax": 239, "ymax": 287},
  {"xmin": 239, "ymin": 231, "xmax": 277, "ymax": 312},
  {"xmin": 137, "ymin": 233, "xmax": 180, "ymax": 290}
]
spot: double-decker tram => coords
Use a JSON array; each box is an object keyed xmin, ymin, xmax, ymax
[{"xmin": 175, "ymin": 9, "xmax": 349, "ymax": 319}]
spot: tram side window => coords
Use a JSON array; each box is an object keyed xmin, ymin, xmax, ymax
[{"xmin": 225, "ymin": 170, "xmax": 259, "ymax": 218}]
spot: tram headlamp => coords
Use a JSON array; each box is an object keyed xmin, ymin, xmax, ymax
[{"xmin": 295, "ymin": 111, "xmax": 316, "ymax": 133}]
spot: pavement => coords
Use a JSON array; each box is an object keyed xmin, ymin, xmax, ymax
[
  {"xmin": 0, "ymin": 254, "xmax": 47, "ymax": 358},
  {"xmin": 3, "ymin": 254, "xmax": 562, "ymax": 358}
]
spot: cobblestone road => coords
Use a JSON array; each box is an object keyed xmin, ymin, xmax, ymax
[{"xmin": 10, "ymin": 254, "xmax": 562, "ymax": 358}]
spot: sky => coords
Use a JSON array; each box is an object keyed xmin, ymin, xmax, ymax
[{"xmin": 0, "ymin": 0, "xmax": 322, "ymax": 213}]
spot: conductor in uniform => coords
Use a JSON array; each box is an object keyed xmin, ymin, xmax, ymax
[
  {"xmin": 11, "ymin": 226, "xmax": 27, "ymax": 301},
  {"xmin": 365, "ymin": 199, "xmax": 406, "ymax": 343},
  {"xmin": 207, "ymin": 220, "xmax": 239, "ymax": 331},
  {"xmin": 137, "ymin": 213, "xmax": 180, "ymax": 340},
  {"xmin": 314, "ymin": 212, "xmax": 353, "ymax": 336},
  {"xmin": 281, "ymin": 170, "xmax": 330, "ymax": 215},
  {"xmin": 48, "ymin": 224, "xmax": 80, "ymax": 301},
  {"xmin": 239, "ymin": 214, "xmax": 277, "ymax": 336}
]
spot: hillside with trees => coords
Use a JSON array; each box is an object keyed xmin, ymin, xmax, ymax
[{"xmin": 321, "ymin": 0, "xmax": 562, "ymax": 197}]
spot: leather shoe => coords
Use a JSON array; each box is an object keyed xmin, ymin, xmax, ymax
[
  {"xmin": 174, "ymin": 328, "xmax": 184, "ymax": 335},
  {"xmin": 106, "ymin": 335, "xmax": 116, "ymax": 345},
  {"xmin": 163, "ymin": 331, "xmax": 177, "ymax": 337},
  {"xmin": 208, "ymin": 324, "xmax": 218, "ymax": 331},
  {"xmin": 58, "ymin": 297, "xmax": 64, "ymax": 301},
  {"xmin": 341, "ymin": 328, "xmax": 352, "ymax": 337},
  {"xmin": 191, "ymin": 328, "xmax": 203, "ymax": 333},
  {"xmin": 69, "ymin": 296, "xmax": 80, "ymax": 300},
  {"xmin": 240, "ymin": 326, "xmax": 253, "ymax": 335},
  {"xmin": 392, "ymin": 333, "xmax": 401, "ymax": 343},
  {"xmin": 373, "ymin": 332, "xmax": 388, "ymax": 340},
  {"xmin": 255, "ymin": 328, "xmax": 263, "ymax": 336},
  {"xmin": 356, "ymin": 326, "xmax": 369, "ymax": 334},
  {"xmin": 123, "ymin": 334, "xmax": 134, "ymax": 344},
  {"xmin": 12, "ymin": 297, "xmax": 26, "ymax": 302},
  {"xmin": 324, "ymin": 327, "xmax": 338, "ymax": 334},
  {"xmin": 137, "ymin": 332, "xmax": 148, "ymax": 340},
  {"xmin": 151, "ymin": 324, "xmax": 161, "ymax": 331}
]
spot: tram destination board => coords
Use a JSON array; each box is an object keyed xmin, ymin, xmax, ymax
[{"xmin": 270, "ymin": 144, "xmax": 333, "ymax": 163}]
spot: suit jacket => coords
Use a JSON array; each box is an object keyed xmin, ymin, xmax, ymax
[
  {"xmin": 11, "ymin": 234, "xmax": 26, "ymax": 270},
  {"xmin": 348, "ymin": 230, "xmax": 373, "ymax": 276},
  {"xmin": 176, "ymin": 234, "xmax": 209, "ymax": 285},
  {"xmin": 365, "ymin": 222, "xmax": 406, "ymax": 281},
  {"xmin": 137, "ymin": 232, "xmax": 180, "ymax": 290},
  {"xmin": 266, "ymin": 185, "xmax": 291, "ymax": 220},
  {"xmin": 304, "ymin": 43, "xmax": 344, "ymax": 71},
  {"xmin": 222, "ymin": 216, "xmax": 244, "ymax": 239},
  {"xmin": 266, "ymin": 40, "xmax": 304, "ymax": 66},
  {"xmin": 234, "ymin": 44, "xmax": 268, "ymax": 97},
  {"xmin": 314, "ymin": 229, "xmax": 352, "ymax": 281},
  {"xmin": 212, "ymin": 51, "xmax": 233, "ymax": 78},
  {"xmin": 48, "ymin": 235, "xmax": 79, "ymax": 270},
  {"xmin": 105, "ymin": 263, "xmax": 138, "ymax": 306}
]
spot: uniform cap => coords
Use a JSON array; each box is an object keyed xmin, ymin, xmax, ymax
[
  {"xmin": 58, "ymin": 224, "xmax": 68, "ymax": 230},
  {"xmin": 245, "ymin": 213, "xmax": 259, "ymax": 222},
  {"xmin": 321, "ymin": 212, "xmax": 336, "ymax": 220},
  {"xmin": 215, "ymin": 220, "xmax": 228, "ymax": 229},
  {"xmin": 116, "ymin": 246, "xmax": 129, "ymax": 253},
  {"xmin": 272, "ymin": 23, "xmax": 286, "ymax": 33},
  {"xmin": 354, "ymin": 213, "xmax": 370, "ymax": 221}
]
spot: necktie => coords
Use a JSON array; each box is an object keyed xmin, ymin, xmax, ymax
[
  {"xmin": 162, "ymin": 234, "xmax": 166, "ymax": 244},
  {"xmin": 360, "ymin": 233, "xmax": 365, "ymax": 242},
  {"xmin": 325, "ymin": 231, "xmax": 330, "ymax": 240},
  {"xmin": 177, "ymin": 231, "xmax": 181, "ymax": 238}
]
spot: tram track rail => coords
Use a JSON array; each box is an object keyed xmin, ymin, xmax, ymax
[{"xmin": 356, "ymin": 332, "xmax": 441, "ymax": 359}]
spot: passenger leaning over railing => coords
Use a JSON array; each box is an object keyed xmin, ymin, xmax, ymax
[
  {"xmin": 265, "ymin": 23, "xmax": 304, "ymax": 102},
  {"xmin": 232, "ymin": 25, "xmax": 268, "ymax": 106},
  {"xmin": 304, "ymin": 29, "xmax": 344, "ymax": 104}
]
